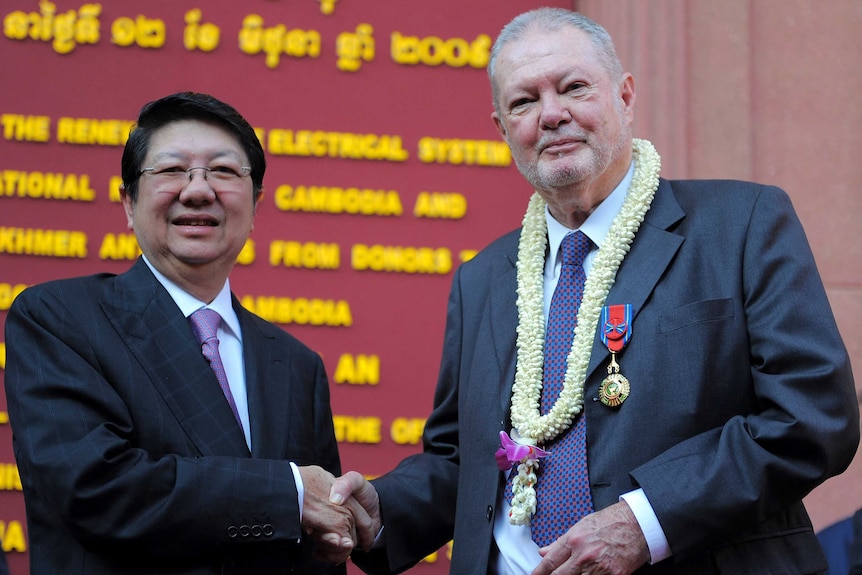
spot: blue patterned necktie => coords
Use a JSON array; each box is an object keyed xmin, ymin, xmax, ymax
[
  {"xmin": 189, "ymin": 308, "xmax": 242, "ymax": 427},
  {"xmin": 529, "ymin": 230, "xmax": 595, "ymax": 547}
]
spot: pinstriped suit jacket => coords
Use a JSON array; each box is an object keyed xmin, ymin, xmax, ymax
[
  {"xmin": 355, "ymin": 178, "xmax": 858, "ymax": 574},
  {"xmin": 4, "ymin": 258, "xmax": 344, "ymax": 575}
]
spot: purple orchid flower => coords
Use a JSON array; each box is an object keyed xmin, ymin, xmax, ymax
[{"xmin": 495, "ymin": 430, "xmax": 549, "ymax": 471}]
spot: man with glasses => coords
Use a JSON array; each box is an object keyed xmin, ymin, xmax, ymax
[{"xmin": 4, "ymin": 92, "xmax": 367, "ymax": 574}]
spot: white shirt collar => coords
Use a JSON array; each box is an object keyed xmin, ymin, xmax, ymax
[
  {"xmin": 141, "ymin": 255, "xmax": 242, "ymax": 341},
  {"xmin": 545, "ymin": 160, "xmax": 635, "ymax": 271}
]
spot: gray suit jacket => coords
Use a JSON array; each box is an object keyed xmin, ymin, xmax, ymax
[
  {"xmin": 357, "ymin": 179, "xmax": 859, "ymax": 574},
  {"xmin": 4, "ymin": 258, "xmax": 344, "ymax": 575}
]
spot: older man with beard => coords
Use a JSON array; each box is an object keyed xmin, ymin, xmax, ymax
[{"xmin": 331, "ymin": 8, "xmax": 858, "ymax": 575}]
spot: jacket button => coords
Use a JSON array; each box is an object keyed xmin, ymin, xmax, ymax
[{"xmin": 487, "ymin": 505, "xmax": 493, "ymax": 522}]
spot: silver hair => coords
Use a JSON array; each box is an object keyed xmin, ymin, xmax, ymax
[{"xmin": 488, "ymin": 8, "xmax": 624, "ymax": 112}]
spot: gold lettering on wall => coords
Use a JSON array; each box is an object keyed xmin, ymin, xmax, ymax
[
  {"xmin": 269, "ymin": 241, "xmax": 340, "ymax": 270},
  {"xmin": 336, "ymin": 23, "xmax": 374, "ymax": 72},
  {"xmin": 240, "ymin": 295, "xmax": 353, "ymax": 327},
  {"xmin": 274, "ymin": 185, "xmax": 402, "ymax": 216},
  {"xmin": 0, "ymin": 170, "xmax": 95, "ymax": 201},
  {"xmin": 2, "ymin": 2, "xmax": 101, "ymax": 54},
  {"xmin": 0, "ymin": 284, "xmax": 28, "ymax": 311},
  {"xmin": 183, "ymin": 9, "xmax": 220, "ymax": 52},
  {"xmin": 0, "ymin": 464, "xmax": 21, "ymax": 491},
  {"xmin": 238, "ymin": 15, "xmax": 321, "ymax": 68},
  {"xmin": 0, "ymin": 114, "xmax": 51, "ymax": 142},
  {"xmin": 98, "ymin": 233, "xmax": 140, "ymax": 261},
  {"xmin": 352, "ymin": 244, "xmax": 452, "ymax": 275},
  {"xmin": 0, "ymin": 227, "xmax": 87, "ymax": 258},
  {"xmin": 414, "ymin": 192, "xmax": 466, "ymax": 219},
  {"xmin": 108, "ymin": 176, "xmax": 124, "ymax": 202},
  {"xmin": 417, "ymin": 137, "xmax": 511, "ymax": 166},
  {"xmin": 236, "ymin": 239, "xmax": 256, "ymax": 265},
  {"xmin": 390, "ymin": 31, "xmax": 490, "ymax": 69},
  {"xmin": 332, "ymin": 416, "xmax": 381, "ymax": 444},
  {"xmin": 0, "ymin": 519, "xmax": 27, "ymax": 552},
  {"xmin": 111, "ymin": 14, "xmax": 166, "ymax": 48},
  {"xmin": 459, "ymin": 249, "xmax": 478, "ymax": 263},
  {"xmin": 390, "ymin": 417, "xmax": 426, "ymax": 445},
  {"xmin": 333, "ymin": 353, "xmax": 380, "ymax": 385},
  {"xmin": 267, "ymin": 129, "xmax": 409, "ymax": 161},
  {"xmin": 56, "ymin": 117, "xmax": 135, "ymax": 146}
]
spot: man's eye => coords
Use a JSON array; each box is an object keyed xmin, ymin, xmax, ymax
[
  {"xmin": 158, "ymin": 166, "xmax": 186, "ymax": 174},
  {"xmin": 211, "ymin": 165, "xmax": 240, "ymax": 176}
]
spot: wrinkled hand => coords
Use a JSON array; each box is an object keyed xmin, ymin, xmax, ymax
[
  {"xmin": 298, "ymin": 465, "xmax": 358, "ymax": 564},
  {"xmin": 532, "ymin": 501, "xmax": 650, "ymax": 575},
  {"xmin": 329, "ymin": 470, "xmax": 382, "ymax": 552}
]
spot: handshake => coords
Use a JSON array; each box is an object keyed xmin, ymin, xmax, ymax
[{"xmin": 299, "ymin": 466, "xmax": 381, "ymax": 564}]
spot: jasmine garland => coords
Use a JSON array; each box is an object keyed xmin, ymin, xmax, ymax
[{"xmin": 507, "ymin": 138, "xmax": 661, "ymax": 525}]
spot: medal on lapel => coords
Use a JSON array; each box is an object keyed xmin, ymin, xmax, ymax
[{"xmin": 599, "ymin": 304, "xmax": 632, "ymax": 408}]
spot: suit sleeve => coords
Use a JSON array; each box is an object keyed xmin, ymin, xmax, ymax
[
  {"xmin": 3, "ymin": 283, "xmax": 306, "ymax": 560},
  {"xmin": 629, "ymin": 185, "xmax": 859, "ymax": 556}
]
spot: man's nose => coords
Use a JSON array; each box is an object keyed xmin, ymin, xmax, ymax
[
  {"xmin": 540, "ymin": 95, "xmax": 572, "ymax": 129},
  {"xmin": 179, "ymin": 167, "xmax": 217, "ymax": 201}
]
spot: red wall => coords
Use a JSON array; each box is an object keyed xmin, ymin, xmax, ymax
[{"xmin": 0, "ymin": 1, "xmax": 572, "ymax": 573}]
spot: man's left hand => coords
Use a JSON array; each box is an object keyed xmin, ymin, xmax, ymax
[{"xmin": 532, "ymin": 501, "xmax": 650, "ymax": 575}]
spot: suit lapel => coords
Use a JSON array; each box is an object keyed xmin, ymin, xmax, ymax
[
  {"xmin": 585, "ymin": 178, "xmax": 685, "ymax": 382},
  {"xmin": 237, "ymin": 303, "xmax": 286, "ymax": 459},
  {"xmin": 489, "ymin": 236, "xmax": 521, "ymax": 417},
  {"xmin": 102, "ymin": 259, "xmax": 250, "ymax": 457},
  {"xmin": 493, "ymin": 180, "xmax": 685, "ymax": 413}
]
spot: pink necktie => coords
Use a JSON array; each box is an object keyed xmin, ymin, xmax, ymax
[
  {"xmin": 528, "ymin": 230, "xmax": 595, "ymax": 547},
  {"xmin": 188, "ymin": 308, "xmax": 242, "ymax": 427}
]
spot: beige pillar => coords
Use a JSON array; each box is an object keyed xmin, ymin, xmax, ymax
[{"xmin": 577, "ymin": 0, "xmax": 862, "ymax": 533}]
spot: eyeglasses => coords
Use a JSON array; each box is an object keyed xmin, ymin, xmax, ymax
[{"xmin": 139, "ymin": 164, "xmax": 251, "ymax": 185}]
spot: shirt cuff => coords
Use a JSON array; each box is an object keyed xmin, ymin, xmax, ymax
[
  {"xmin": 620, "ymin": 488, "xmax": 672, "ymax": 564},
  {"xmin": 290, "ymin": 462, "xmax": 304, "ymax": 543}
]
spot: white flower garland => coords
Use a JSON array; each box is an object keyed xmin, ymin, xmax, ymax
[{"xmin": 507, "ymin": 139, "xmax": 661, "ymax": 525}]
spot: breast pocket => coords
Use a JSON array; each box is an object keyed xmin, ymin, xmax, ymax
[{"xmin": 659, "ymin": 298, "xmax": 734, "ymax": 333}]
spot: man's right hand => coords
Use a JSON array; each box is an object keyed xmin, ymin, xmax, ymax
[
  {"xmin": 330, "ymin": 470, "xmax": 383, "ymax": 552},
  {"xmin": 298, "ymin": 466, "xmax": 357, "ymax": 564}
]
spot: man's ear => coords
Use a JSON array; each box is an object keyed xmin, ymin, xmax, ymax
[
  {"xmin": 492, "ymin": 111, "xmax": 508, "ymax": 143},
  {"xmin": 619, "ymin": 72, "xmax": 636, "ymax": 123},
  {"xmin": 252, "ymin": 188, "xmax": 264, "ymax": 217},
  {"xmin": 120, "ymin": 185, "xmax": 135, "ymax": 230}
]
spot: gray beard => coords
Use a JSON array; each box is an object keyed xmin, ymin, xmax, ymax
[
  {"xmin": 517, "ymin": 134, "xmax": 627, "ymax": 194},
  {"xmin": 516, "ymin": 150, "xmax": 602, "ymax": 192}
]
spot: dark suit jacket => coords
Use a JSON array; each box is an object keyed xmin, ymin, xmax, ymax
[
  {"xmin": 818, "ymin": 508, "xmax": 862, "ymax": 575},
  {"xmin": 356, "ymin": 179, "xmax": 859, "ymax": 574},
  {"xmin": 4, "ymin": 258, "xmax": 344, "ymax": 575}
]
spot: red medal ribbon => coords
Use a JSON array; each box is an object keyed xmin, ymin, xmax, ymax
[{"xmin": 600, "ymin": 304, "xmax": 632, "ymax": 353}]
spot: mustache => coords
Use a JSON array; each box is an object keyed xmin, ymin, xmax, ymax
[{"xmin": 537, "ymin": 132, "xmax": 588, "ymax": 153}]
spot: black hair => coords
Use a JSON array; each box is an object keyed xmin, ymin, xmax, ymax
[{"xmin": 121, "ymin": 92, "xmax": 265, "ymax": 202}]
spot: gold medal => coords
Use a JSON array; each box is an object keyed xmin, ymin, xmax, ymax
[
  {"xmin": 599, "ymin": 352, "xmax": 629, "ymax": 408},
  {"xmin": 599, "ymin": 304, "xmax": 633, "ymax": 408}
]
